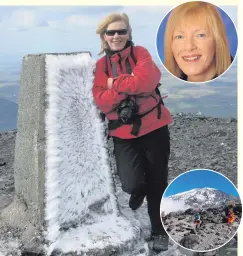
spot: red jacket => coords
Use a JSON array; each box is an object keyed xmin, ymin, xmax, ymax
[{"xmin": 92, "ymin": 45, "xmax": 172, "ymax": 139}]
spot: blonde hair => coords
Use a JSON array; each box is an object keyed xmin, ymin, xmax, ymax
[
  {"xmin": 96, "ymin": 12, "xmax": 132, "ymax": 55},
  {"xmin": 164, "ymin": 1, "xmax": 231, "ymax": 79}
]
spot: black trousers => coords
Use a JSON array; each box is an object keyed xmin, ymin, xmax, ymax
[{"xmin": 112, "ymin": 125, "xmax": 170, "ymax": 234}]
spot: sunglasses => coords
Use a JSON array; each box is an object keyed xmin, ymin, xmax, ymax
[{"xmin": 105, "ymin": 29, "xmax": 128, "ymax": 36}]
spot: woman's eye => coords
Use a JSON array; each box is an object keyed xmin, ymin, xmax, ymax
[
  {"xmin": 197, "ymin": 33, "xmax": 206, "ymax": 38},
  {"xmin": 175, "ymin": 35, "xmax": 183, "ymax": 39}
]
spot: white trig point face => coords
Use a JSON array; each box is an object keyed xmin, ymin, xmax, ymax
[{"xmin": 44, "ymin": 53, "xmax": 138, "ymax": 254}]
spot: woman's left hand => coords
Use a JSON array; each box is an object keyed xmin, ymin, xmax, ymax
[{"xmin": 107, "ymin": 78, "xmax": 113, "ymax": 89}]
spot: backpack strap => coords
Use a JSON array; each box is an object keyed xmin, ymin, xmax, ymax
[
  {"xmin": 110, "ymin": 58, "xmax": 118, "ymax": 77},
  {"xmin": 100, "ymin": 56, "xmax": 109, "ymax": 123},
  {"xmin": 125, "ymin": 58, "xmax": 133, "ymax": 74},
  {"xmin": 104, "ymin": 55, "xmax": 109, "ymax": 76},
  {"xmin": 105, "ymin": 46, "xmax": 136, "ymax": 76},
  {"xmin": 130, "ymin": 45, "xmax": 137, "ymax": 65},
  {"xmin": 155, "ymin": 83, "xmax": 164, "ymax": 106}
]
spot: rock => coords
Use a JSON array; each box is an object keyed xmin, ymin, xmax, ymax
[
  {"xmin": 185, "ymin": 208, "xmax": 194, "ymax": 215},
  {"xmin": 166, "ymin": 226, "xmax": 172, "ymax": 232},
  {"xmin": 190, "ymin": 229, "xmax": 197, "ymax": 234},
  {"xmin": 179, "ymin": 234, "xmax": 200, "ymax": 249},
  {"xmin": 0, "ymin": 161, "xmax": 6, "ymax": 166},
  {"xmin": 162, "ymin": 201, "xmax": 241, "ymax": 251}
]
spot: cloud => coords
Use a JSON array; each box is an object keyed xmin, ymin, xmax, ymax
[
  {"xmin": 1, "ymin": 10, "xmax": 48, "ymax": 31},
  {"xmin": 47, "ymin": 15, "xmax": 98, "ymax": 31},
  {"xmin": 121, "ymin": 5, "xmax": 172, "ymax": 27},
  {"xmin": 46, "ymin": 11, "xmax": 104, "ymax": 31},
  {"xmin": 161, "ymin": 198, "xmax": 190, "ymax": 215},
  {"xmin": 66, "ymin": 15, "xmax": 97, "ymax": 27},
  {"xmin": 41, "ymin": 6, "xmax": 123, "ymax": 15},
  {"xmin": 11, "ymin": 10, "xmax": 37, "ymax": 27},
  {"xmin": 122, "ymin": 5, "xmax": 172, "ymax": 14}
]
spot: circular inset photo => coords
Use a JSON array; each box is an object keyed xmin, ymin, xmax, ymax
[
  {"xmin": 160, "ymin": 169, "xmax": 242, "ymax": 253},
  {"xmin": 156, "ymin": 1, "xmax": 238, "ymax": 83}
]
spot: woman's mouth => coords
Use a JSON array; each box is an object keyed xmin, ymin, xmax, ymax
[{"xmin": 182, "ymin": 55, "xmax": 201, "ymax": 62}]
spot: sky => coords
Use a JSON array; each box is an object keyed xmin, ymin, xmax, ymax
[
  {"xmin": 164, "ymin": 169, "xmax": 240, "ymax": 197},
  {"xmin": 0, "ymin": 5, "xmax": 237, "ymax": 61},
  {"xmin": 0, "ymin": 4, "xmax": 238, "ymax": 123}
]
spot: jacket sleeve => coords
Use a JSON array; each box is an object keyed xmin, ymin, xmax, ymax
[
  {"xmin": 112, "ymin": 46, "xmax": 161, "ymax": 95},
  {"xmin": 92, "ymin": 59, "xmax": 127, "ymax": 114}
]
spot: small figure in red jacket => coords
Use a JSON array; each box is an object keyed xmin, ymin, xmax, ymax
[
  {"xmin": 93, "ymin": 12, "xmax": 173, "ymax": 253},
  {"xmin": 227, "ymin": 208, "xmax": 235, "ymax": 224},
  {"xmin": 224, "ymin": 201, "xmax": 236, "ymax": 224}
]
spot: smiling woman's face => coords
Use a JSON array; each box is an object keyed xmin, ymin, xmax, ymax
[
  {"xmin": 104, "ymin": 21, "xmax": 129, "ymax": 51},
  {"xmin": 171, "ymin": 20, "xmax": 216, "ymax": 82}
]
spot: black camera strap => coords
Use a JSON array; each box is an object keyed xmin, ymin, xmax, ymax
[{"xmin": 108, "ymin": 98, "xmax": 163, "ymax": 136}]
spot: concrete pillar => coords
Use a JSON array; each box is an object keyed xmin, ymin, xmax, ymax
[
  {"xmin": 1, "ymin": 52, "xmax": 139, "ymax": 255},
  {"xmin": 14, "ymin": 53, "xmax": 46, "ymax": 228}
]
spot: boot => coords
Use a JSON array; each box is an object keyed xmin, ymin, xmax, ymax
[
  {"xmin": 129, "ymin": 193, "xmax": 146, "ymax": 210},
  {"xmin": 150, "ymin": 231, "xmax": 169, "ymax": 252}
]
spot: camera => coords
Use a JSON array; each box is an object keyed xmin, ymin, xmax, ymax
[{"xmin": 116, "ymin": 98, "xmax": 139, "ymax": 124}]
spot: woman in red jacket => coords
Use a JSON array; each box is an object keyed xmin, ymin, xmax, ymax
[{"xmin": 93, "ymin": 12, "xmax": 173, "ymax": 252}]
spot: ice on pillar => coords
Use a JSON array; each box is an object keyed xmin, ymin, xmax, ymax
[{"xmin": 44, "ymin": 53, "xmax": 139, "ymax": 255}]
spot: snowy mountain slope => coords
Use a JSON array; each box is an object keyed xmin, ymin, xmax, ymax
[{"xmin": 166, "ymin": 188, "xmax": 240, "ymax": 209}]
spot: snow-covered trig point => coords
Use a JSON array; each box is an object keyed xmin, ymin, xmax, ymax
[{"xmin": 9, "ymin": 52, "xmax": 139, "ymax": 255}]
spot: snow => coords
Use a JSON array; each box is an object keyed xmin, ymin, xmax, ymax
[
  {"xmin": 166, "ymin": 188, "xmax": 199, "ymax": 198},
  {"xmin": 44, "ymin": 53, "xmax": 137, "ymax": 254},
  {"xmin": 164, "ymin": 187, "xmax": 239, "ymax": 211},
  {"xmin": 197, "ymin": 195, "xmax": 206, "ymax": 200},
  {"xmin": 45, "ymin": 214, "xmax": 138, "ymax": 254},
  {"xmin": 168, "ymin": 188, "xmax": 224, "ymax": 200}
]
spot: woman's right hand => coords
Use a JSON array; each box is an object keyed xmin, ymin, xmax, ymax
[{"xmin": 107, "ymin": 78, "xmax": 113, "ymax": 89}]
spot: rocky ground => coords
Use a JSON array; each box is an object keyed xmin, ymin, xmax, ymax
[
  {"xmin": 162, "ymin": 205, "xmax": 241, "ymax": 251},
  {"xmin": 167, "ymin": 113, "xmax": 237, "ymax": 184},
  {"xmin": 0, "ymin": 131, "xmax": 15, "ymax": 212},
  {"xmin": 0, "ymin": 113, "xmax": 238, "ymax": 255}
]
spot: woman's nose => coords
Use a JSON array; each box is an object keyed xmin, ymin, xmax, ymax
[
  {"xmin": 113, "ymin": 32, "xmax": 120, "ymax": 38},
  {"xmin": 184, "ymin": 36, "xmax": 197, "ymax": 51}
]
